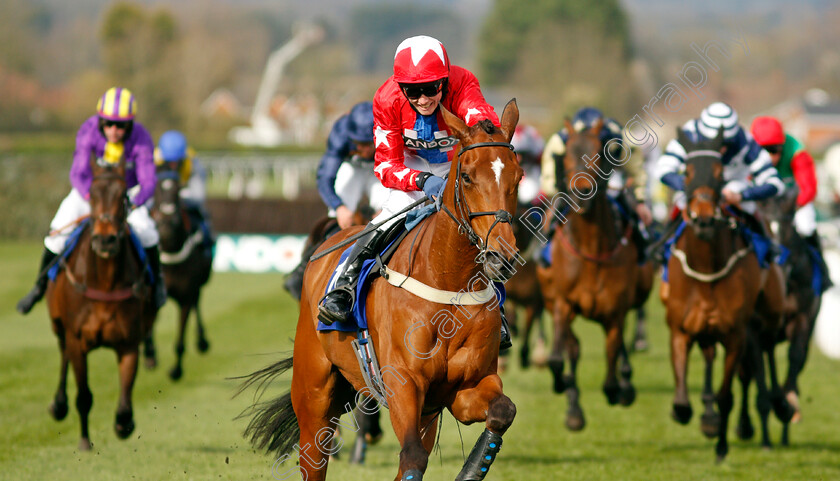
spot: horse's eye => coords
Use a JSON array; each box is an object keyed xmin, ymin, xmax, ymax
[{"xmin": 461, "ymin": 173, "xmax": 471, "ymax": 185}]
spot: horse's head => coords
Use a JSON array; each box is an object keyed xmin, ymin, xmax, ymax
[
  {"xmin": 560, "ymin": 117, "xmax": 607, "ymax": 212},
  {"xmin": 764, "ymin": 182, "xmax": 799, "ymax": 243},
  {"xmin": 89, "ymin": 155, "xmax": 128, "ymax": 258},
  {"xmin": 679, "ymin": 126, "xmax": 725, "ymax": 241},
  {"xmin": 151, "ymin": 163, "xmax": 184, "ymax": 239},
  {"xmin": 439, "ymin": 99, "xmax": 523, "ymax": 281}
]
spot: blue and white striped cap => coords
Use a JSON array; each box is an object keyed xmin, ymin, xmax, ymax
[{"xmin": 697, "ymin": 102, "xmax": 739, "ymax": 140}]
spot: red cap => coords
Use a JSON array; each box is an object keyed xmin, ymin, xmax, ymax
[
  {"xmin": 393, "ymin": 35, "xmax": 450, "ymax": 84},
  {"xmin": 750, "ymin": 116, "xmax": 785, "ymax": 146}
]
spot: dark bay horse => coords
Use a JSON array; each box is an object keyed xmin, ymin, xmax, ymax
[
  {"xmin": 149, "ymin": 166, "xmax": 213, "ymax": 381},
  {"xmin": 736, "ymin": 184, "xmax": 819, "ymax": 446},
  {"xmin": 662, "ymin": 127, "xmax": 787, "ymax": 461},
  {"xmin": 45, "ymin": 159, "xmax": 157, "ymax": 450},
  {"xmin": 537, "ymin": 118, "xmax": 648, "ymax": 431},
  {"xmin": 242, "ymin": 101, "xmax": 523, "ymax": 481}
]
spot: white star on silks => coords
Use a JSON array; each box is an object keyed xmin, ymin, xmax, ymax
[
  {"xmin": 396, "ymin": 36, "xmax": 446, "ymax": 66},
  {"xmin": 374, "ymin": 125, "xmax": 391, "ymax": 148},
  {"xmin": 465, "ymin": 108, "xmax": 482, "ymax": 125}
]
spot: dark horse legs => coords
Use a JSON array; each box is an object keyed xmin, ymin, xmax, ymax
[
  {"xmin": 114, "ymin": 347, "xmax": 138, "ymax": 440},
  {"xmin": 49, "ymin": 330, "xmax": 70, "ymax": 422},
  {"xmin": 66, "ymin": 339, "xmax": 94, "ymax": 451}
]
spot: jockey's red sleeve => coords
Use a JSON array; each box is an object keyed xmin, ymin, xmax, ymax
[{"xmin": 791, "ymin": 150, "xmax": 817, "ymax": 206}]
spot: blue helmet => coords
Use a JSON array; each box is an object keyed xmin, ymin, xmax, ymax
[
  {"xmin": 347, "ymin": 101, "xmax": 374, "ymax": 143},
  {"xmin": 572, "ymin": 107, "xmax": 604, "ymax": 132},
  {"xmin": 158, "ymin": 130, "xmax": 188, "ymax": 162}
]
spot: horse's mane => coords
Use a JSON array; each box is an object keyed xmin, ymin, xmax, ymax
[{"xmin": 475, "ymin": 119, "xmax": 498, "ymax": 135}]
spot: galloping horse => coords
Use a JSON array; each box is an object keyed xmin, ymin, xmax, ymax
[
  {"xmin": 537, "ymin": 118, "xmax": 646, "ymax": 431},
  {"xmin": 242, "ymin": 101, "xmax": 522, "ymax": 481},
  {"xmin": 45, "ymin": 158, "xmax": 157, "ymax": 450},
  {"xmin": 662, "ymin": 127, "xmax": 787, "ymax": 461},
  {"xmin": 736, "ymin": 184, "xmax": 819, "ymax": 446},
  {"xmin": 149, "ymin": 165, "xmax": 213, "ymax": 381}
]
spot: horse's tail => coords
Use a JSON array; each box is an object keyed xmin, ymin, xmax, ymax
[{"xmin": 234, "ymin": 355, "xmax": 300, "ymax": 457}]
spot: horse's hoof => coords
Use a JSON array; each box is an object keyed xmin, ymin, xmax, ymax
[
  {"xmin": 603, "ymin": 384, "xmax": 621, "ymax": 406},
  {"xmin": 115, "ymin": 412, "xmax": 135, "ymax": 439},
  {"xmin": 715, "ymin": 453, "xmax": 726, "ymax": 465},
  {"xmin": 78, "ymin": 438, "xmax": 92, "ymax": 451},
  {"xmin": 365, "ymin": 432, "xmax": 383, "ymax": 445},
  {"xmin": 169, "ymin": 366, "xmax": 183, "ymax": 381},
  {"xmin": 565, "ymin": 408, "xmax": 586, "ymax": 432},
  {"xmin": 786, "ymin": 391, "xmax": 802, "ymax": 424},
  {"xmin": 197, "ymin": 338, "xmax": 210, "ymax": 353},
  {"xmin": 771, "ymin": 396, "xmax": 795, "ymax": 424},
  {"xmin": 671, "ymin": 403, "xmax": 693, "ymax": 425},
  {"xmin": 144, "ymin": 356, "xmax": 158, "ymax": 370},
  {"xmin": 548, "ymin": 358, "xmax": 566, "ymax": 393},
  {"xmin": 49, "ymin": 400, "xmax": 68, "ymax": 421},
  {"xmin": 700, "ymin": 412, "xmax": 720, "ymax": 439},
  {"xmin": 618, "ymin": 383, "xmax": 636, "ymax": 407},
  {"xmin": 633, "ymin": 338, "xmax": 649, "ymax": 352},
  {"xmin": 735, "ymin": 418, "xmax": 754, "ymax": 440}
]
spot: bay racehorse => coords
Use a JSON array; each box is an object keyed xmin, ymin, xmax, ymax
[
  {"xmin": 242, "ymin": 100, "xmax": 523, "ymax": 481},
  {"xmin": 736, "ymin": 184, "xmax": 817, "ymax": 446},
  {"xmin": 537, "ymin": 118, "xmax": 648, "ymax": 431},
  {"xmin": 662, "ymin": 127, "xmax": 788, "ymax": 461},
  {"xmin": 149, "ymin": 165, "xmax": 213, "ymax": 381},
  {"xmin": 45, "ymin": 158, "xmax": 157, "ymax": 450}
]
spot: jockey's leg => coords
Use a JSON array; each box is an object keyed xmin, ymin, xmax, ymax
[
  {"xmin": 317, "ymin": 227, "xmax": 388, "ymax": 325},
  {"xmin": 129, "ymin": 204, "xmax": 166, "ymax": 309},
  {"xmin": 16, "ymin": 247, "xmax": 59, "ymax": 314},
  {"xmin": 613, "ymin": 189, "xmax": 649, "ymax": 262},
  {"xmin": 796, "ymin": 203, "xmax": 832, "ymax": 290}
]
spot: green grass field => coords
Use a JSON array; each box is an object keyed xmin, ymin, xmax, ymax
[{"xmin": 2, "ymin": 241, "xmax": 840, "ymax": 481}]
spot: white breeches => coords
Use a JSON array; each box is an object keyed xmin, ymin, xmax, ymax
[
  {"xmin": 44, "ymin": 188, "xmax": 159, "ymax": 254},
  {"xmin": 330, "ymin": 162, "xmax": 388, "ymax": 216},
  {"xmin": 371, "ymin": 156, "xmax": 450, "ymax": 231},
  {"xmin": 794, "ymin": 202, "xmax": 817, "ymax": 237},
  {"xmin": 518, "ymin": 165, "xmax": 541, "ymax": 204}
]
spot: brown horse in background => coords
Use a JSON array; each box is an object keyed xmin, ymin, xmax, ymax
[
  {"xmin": 537, "ymin": 118, "xmax": 646, "ymax": 431},
  {"xmin": 242, "ymin": 101, "xmax": 523, "ymax": 481},
  {"xmin": 662, "ymin": 127, "xmax": 788, "ymax": 461},
  {"xmin": 45, "ymin": 158, "xmax": 157, "ymax": 450},
  {"xmin": 150, "ymin": 166, "xmax": 213, "ymax": 381}
]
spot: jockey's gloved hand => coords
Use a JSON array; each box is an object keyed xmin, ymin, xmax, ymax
[{"xmin": 417, "ymin": 173, "xmax": 446, "ymax": 201}]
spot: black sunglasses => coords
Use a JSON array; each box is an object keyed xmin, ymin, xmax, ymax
[
  {"xmin": 101, "ymin": 119, "xmax": 131, "ymax": 129},
  {"xmin": 763, "ymin": 144, "xmax": 783, "ymax": 155},
  {"xmin": 400, "ymin": 79, "xmax": 445, "ymax": 100}
]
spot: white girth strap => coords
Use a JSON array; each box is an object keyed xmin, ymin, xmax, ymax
[
  {"xmin": 383, "ymin": 266, "xmax": 496, "ymax": 305},
  {"xmin": 671, "ymin": 246, "xmax": 750, "ymax": 283},
  {"xmin": 159, "ymin": 230, "xmax": 204, "ymax": 265}
]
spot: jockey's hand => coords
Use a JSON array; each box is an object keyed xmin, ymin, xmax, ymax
[
  {"xmin": 635, "ymin": 203, "xmax": 653, "ymax": 226},
  {"xmin": 335, "ymin": 205, "xmax": 354, "ymax": 230},
  {"xmin": 418, "ymin": 174, "xmax": 446, "ymax": 201},
  {"xmin": 722, "ymin": 188, "xmax": 742, "ymax": 205}
]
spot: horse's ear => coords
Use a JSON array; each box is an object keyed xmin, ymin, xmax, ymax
[
  {"xmin": 715, "ymin": 126, "xmax": 725, "ymax": 148},
  {"xmin": 564, "ymin": 117, "xmax": 574, "ymax": 135},
  {"xmin": 676, "ymin": 126, "xmax": 688, "ymax": 147},
  {"xmin": 89, "ymin": 152, "xmax": 102, "ymax": 175},
  {"xmin": 441, "ymin": 105, "xmax": 470, "ymax": 144},
  {"xmin": 592, "ymin": 117, "xmax": 604, "ymax": 135},
  {"xmin": 499, "ymin": 98, "xmax": 519, "ymax": 143}
]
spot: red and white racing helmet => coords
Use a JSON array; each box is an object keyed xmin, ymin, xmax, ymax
[{"xmin": 393, "ymin": 35, "xmax": 450, "ymax": 84}]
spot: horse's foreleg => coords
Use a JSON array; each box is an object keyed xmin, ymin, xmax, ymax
[
  {"xmin": 784, "ymin": 311, "xmax": 813, "ymax": 426},
  {"xmin": 700, "ymin": 344, "xmax": 720, "ymax": 439},
  {"xmin": 67, "ymin": 340, "xmax": 93, "ymax": 451},
  {"xmin": 735, "ymin": 354, "xmax": 755, "ymax": 441},
  {"xmin": 49, "ymin": 330, "xmax": 69, "ymax": 421},
  {"xmin": 603, "ymin": 317, "xmax": 631, "ymax": 406},
  {"xmin": 519, "ymin": 305, "xmax": 536, "ymax": 369},
  {"xmin": 169, "ymin": 301, "xmax": 190, "ymax": 381},
  {"xmin": 142, "ymin": 330, "xmax": 157, "ymax": 370},
  {"xmin": 547, "ymin": 301, "xmax": 573, "ymax": 394},
  {"xmin": 670, "ymin": 329, "xmax": 693, "ymax": 425},
  {"xmin": 632, "ymin": 306, "xmax": 649, "ymax": 352},
  {"xmin": 564, "ymin": 328, "xmax": 585, "ymax": 431},
  {"xmin": 715, "ymin": 333, "xmax": 745, "ymax": 463},
  {"xmin": 387, "ymin": 379, "xmax": 430, "ymax": 481},
  {"xmin": 450, "ymin": 375, "xmax": 515, "ymax": 481},
  {"xmin": 194, "ymin": 294, "xmax": 210, "ymax": 353},
  {"xmin": 114, "ymin": 347, "xmax": 139, "ymax": 440}
]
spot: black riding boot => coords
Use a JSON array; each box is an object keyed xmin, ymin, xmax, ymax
[
  {"xmin": 499, "ymin": 304, "xmax": 513, "ymax": 351},
  {"xmin": 742, "ymin": 212, "xmax": 780, "ymax": 264},
  {"xmin": 319, "ymin": 229, "xmax": 386, "ymax": 325},
  {"xmin": 805, "ymin": 233, "xmax": 834, "ymax": 291},
  {"xmin": 16, "ymin": 248, "xmax": 58, "ymax": 315},
  {"xmin": 145, "ymin": 246, "xmax": 167, "ymax": 309},
  {"xmin": 646, "ymin": 215, "xmax": 681, "ymax": 264}
]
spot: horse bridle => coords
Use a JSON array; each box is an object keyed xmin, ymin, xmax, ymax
[
  {"xmin": 437, "ymin": 141, "xmax": 515, "ymax": 263},
  {"xmin": 91, "ymin": 170, "xmax": 130, "ymax": 243},
  {"xmin": 684, "ymin": 149, "xmax": 730, "ymax": 228}
]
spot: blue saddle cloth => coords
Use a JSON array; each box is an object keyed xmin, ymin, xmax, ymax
[
  {"xmin": 806, "ymin": 244, "xmax": 827, "ymax": 293},
  {"xmin": 661, "ymin": 221, "xmax": 787, "ymax": 282},
  {"xmin": 48, "ymin": 220, "xmax": 153, "ymax": 283}
]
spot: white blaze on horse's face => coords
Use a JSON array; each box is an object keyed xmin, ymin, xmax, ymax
[{"xmin": 491, "ymin": 157, "xmax": 504, "ymax": 186}]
